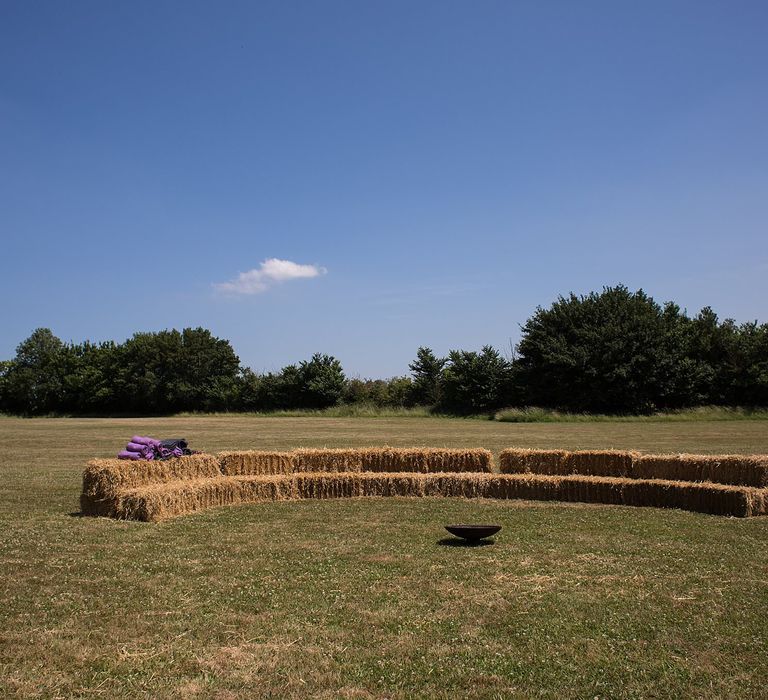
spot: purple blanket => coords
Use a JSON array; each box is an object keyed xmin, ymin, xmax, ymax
[
  {"xmin": 125, "ymin": 442, "xmax": 149, "ymax": 453},
  {"xmin": 131, "ymin": 435, "xmax": 161, "ymax": 448},
  {"xmin": 158, "ymin": 445, "xmax": 184, "ymax": 459},
  {"xmin": 117, "ymin": 435, "xmax": 188, "ymax": 461},
  {"xmin": 118, "ymin": 435, "xmax": 161, "ymax": 460}
]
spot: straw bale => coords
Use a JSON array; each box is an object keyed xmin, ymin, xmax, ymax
[
  {"xmin": 292, "ymin": 448, "xmax": 492, "ymax": 473},
  {"xmin": 358, "ymin": 473, "xmax": 427, "ymax": 497},
  {"xmin": 563, "ymin": 450, "xmax": 636, "ymax": 477},
  {"xmin": 82, "ymin": 454, "xmax": 222, "ymax": 498},
  {"xmin": 410, "ymin": 448, "xmax": 492, "ymax": 473},
  {"xmin": 746, "ymin": 489, "xmax": 768, "ymax": 517},
  {"xmin": 292, "ymin": 449, "xmax": 367, "ymax": 473},
  {"xmin": 499, "ymin": 449, "xmax": 636, "ymax": 477},
  {"xmin": 80, "ymin": 452, "xmax": 768, "ymax": 521},
  {"xmin": 498, "ymin": 449, "xmax": 568, "ymax": 475},
  {"xmin": 110, "ymin": 475, "xmax": 296, "ymax": 521},
  {"xmin": 421, "ymin": 473, "xmax": 490, "ymax": 498},
  {"xmin": 620, "ymin": 478, "xmax": 755, "ymax": 517},
  {"xmin": 79, "ymin": 493, "xmax": 119, "ymax": 518},
  {"xmin": 562, "ymin": 475, "xmax": 625, "ymax": 504},
  {"xmin": 482, "ymin": 474, "xmax": 759, "ymax": 516},
  {"xmin": 294, "ymin": 473, "xmax": 362, "ymax": 500},
  {"xmin": 218, "ymin": 450, "xmax": 294, "ymax": 476},
  {"xmin": 482, "ymin": 474, "xmax": 554, "ymax": 500},
  {"xmin": 632, "ymin": 453, "xmax": 768, "ymax": 487}
]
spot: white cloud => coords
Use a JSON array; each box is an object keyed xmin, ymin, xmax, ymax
[{"xmin": 214, "ymin": 258, "xmax": 327, "ymax": 295}]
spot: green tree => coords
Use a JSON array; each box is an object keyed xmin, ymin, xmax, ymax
[
  {"xmin": 172, "ymin": 328, "xmax": 241, "ymax": 411},
  {"xmin": 0, "ymin": 360, "xmax": 13, "ymax": 413},
  {"xmin": 63, "ymin": 340, "xmax": 120, "ymax": 414},
  {"xmin": 440, "ymin": 346, "xmax": 512, "ymax": 414},
  {"xmin": 408, "ymin": 347, "xmax": 446, "ymax": 406},
  {"xmin": 515, "ymin": 286, "xmax": 696, "ymax": 413},
  {"xmin": 385, "ymin": 376, "xmax": 413, "ymax": 407},
  {"xmin": 342, "ymin": 378, "xmax": 372, "ymax": 405},
  {"xmin": 342, "ymin": 376, "xmax": 414, "ymax": 408},
  {"xmin": 721, "ymin": 321, "xmax": 768, "ymax": 406},
  {"xmin": 107, "ymin": 328, "xmax": 240, "ymax": 413},
  {"xmin": 297, "ymin": 354, "xmax": 346, "ymax": 408},
  {"xmin": 236, "ymin": 368, "xmax": 262, "ymax": 411},
  {"xmin": 1, "ymin": 328, "xmax": 71, "ymax": 415}
]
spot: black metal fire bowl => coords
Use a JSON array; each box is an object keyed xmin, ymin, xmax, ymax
[{"xmin": 444, "ymin": 524, "xmax": 502, "ymax": 542}]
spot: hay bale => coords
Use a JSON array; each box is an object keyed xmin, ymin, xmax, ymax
[
  {"xmin": 620, "ymin": 478, "xmax": 754, "ymax": 517},
  {"xmin": 82, "ymin": 454, "xmax": 222, "ymax": 498},
  {"xmin": 747, "ymin": 489, "xmax": 768, "ymax": 517},
  {"xmin": 487, "ymin": 473, "xmax": 624, "ymax": 505},
  {"xmin": 292, "ymin": 449, "xmax": 367, "ymax": 473},
  {"xmin": 218, "ymin": 450, "xmax": 294, "ymax": 476},
  {"xmin": 563, "ymin": 450, "xmax": 636, "ymax": 477},
  {"xmin": 292, "ymin": 448, "xmax": 492, "ymax": 474},
  {"xmin": 483, "ymin": 473, "xmax": 759, "ymax": 516},
  {"xmin": 483, "ymin": 473, "xmax": 559, "ymax": 501},
  {"xmin": 564, "ymin": 475, "xmax": 625, "ymax": 504},
  {"xmin": 632, "ymin": 453, "xmax": 768, "ymax": 487},
  {"xmin": 294, "ymin": 473, "xmax": 362, "ymax": 500},
  {"xmin": 498, "ymin": 449, "xmax": 568, "ymax": 475},
  {"xmin": 80, "ymin": 451, "xmax": 768, "ymax": 522},
  {"xmin": 413, "ymin": 448, "xmax": 492, "ymax": 473},
  {"xmin": 79, "ymin": 493, "xmax": 119, "ymax": 518},
  {"xmin": 499, "ymin": 450, "xmax": 768, "ymax": 485},
  {"xmin": 421, "ymin": 473, "xmax": 490, "ymax": 498},
  {"xmin": 113, "ymin": 475, "xmax": 296, "ymax": 522},
  {"xmin": 357, "ymin": 472, "xmax": 427, "ymax": 497},
  {"xmin": 499, "ymin": 449, "xmax": 636, "ymax": 477}
]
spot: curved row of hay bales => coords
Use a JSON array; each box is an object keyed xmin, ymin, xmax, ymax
[
  {"xmin": 80, "ymin": 447, "xmax": 768, "ymax": 522},
  {"xmin": 499, "ymin": 448, "xmax": 768, "ymax": 487}
]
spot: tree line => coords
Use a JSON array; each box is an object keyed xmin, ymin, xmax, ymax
[{"xmin": 1, "ymin": 286, "xmax": 766, "ymax": 416}]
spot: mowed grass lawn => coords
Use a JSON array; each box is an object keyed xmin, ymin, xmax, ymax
[{"xmin": 1, "ymin": 416, "xmax": 768, "ymax": 699}]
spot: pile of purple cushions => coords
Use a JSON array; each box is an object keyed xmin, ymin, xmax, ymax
[{"xmin": 117, "ymin": 436, "xmax": 191, "ymax": 461}]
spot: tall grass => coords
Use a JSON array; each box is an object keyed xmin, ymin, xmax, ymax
[
  {"xmin": 91, "ymin": 404, "xmax": 768, "ymax": 422},
  {"xmin": 177, "ymin": 405, "xmax": 440, "ymax": 419},
  {"xmin": 494, "ymin": 406, "xmax": 768, "ymax": 423}
]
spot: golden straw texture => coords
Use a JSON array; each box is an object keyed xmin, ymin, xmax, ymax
[
  {"xmin": 563, "ymin": 450, "xmax": 637, "ymax": 477},
  {"xmin": 498, "ymin": 449, "xmax": 568, "ymax": 475},
  {"xmin": 218, "ymin": 450, "xmax": 295, "ymax": 476},
  {"xmin": 291, "ymin": 447, "xmax": 492, "ymax": 473},
  {"xmin": 500, "ymin": 449, "xmax": 768, "ymax": 486},
  {"xmin": 79, "ymin": 448, "xmax": 768, "ymax": 521},
  {"xmin": 82, "ymin": 454, "xmax": 222, "ymax": 498},
  {"xmin": 632, "ymin": 453, "xmax": 768, "ymax": 487},
  {"xmin": 87, "ymin": 472, "xmax": 768, "ymax": 521}
]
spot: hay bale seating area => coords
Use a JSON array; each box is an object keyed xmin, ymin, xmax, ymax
[
  {"xmin": 499, "ymin": 448, "xmax": 768, "ymax": 487},
  {"xmin": 81, "ymin": 448, "xmax": 768, "ymax": 522}
]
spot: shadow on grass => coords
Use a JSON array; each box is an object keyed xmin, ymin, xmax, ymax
[{"xmin": 437, "ymin": 537, "xmax": 495, "ymax": 548}]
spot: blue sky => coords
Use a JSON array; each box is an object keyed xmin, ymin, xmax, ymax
[{"xmin": 2, "ymin": 1, "xmax": 767, "ymax": 377}]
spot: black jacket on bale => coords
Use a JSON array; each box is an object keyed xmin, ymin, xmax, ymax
[{"xmin": 160, "ymin": 438, "xmax": 188, "ymax": 450}]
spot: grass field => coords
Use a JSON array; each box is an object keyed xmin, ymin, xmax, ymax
[{"xmin": 2, "ymin": 416, "xmax": 768, "ymax": 698}]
